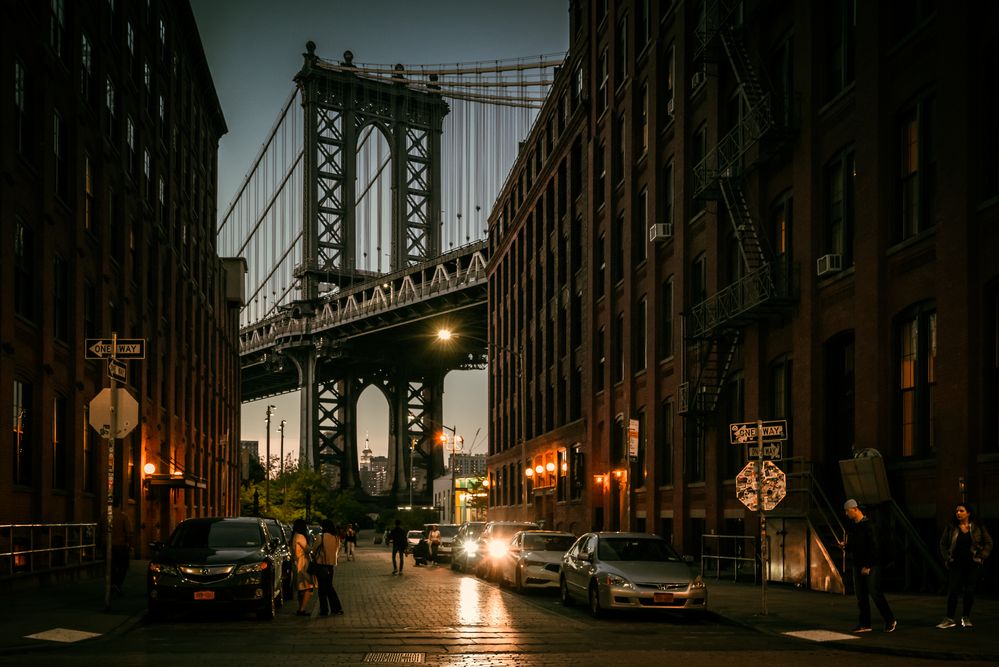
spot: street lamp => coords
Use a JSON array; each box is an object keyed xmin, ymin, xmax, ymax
[
  {"xmin": 409, "ymin": 437, "xmax": 416, "ymax": 508},
  {"xmin": 440, "ymin": 427, "xmax": 464, "ymax": 523},
  {"xmin": 279, "ymin": 419, "xmax": 286, "ymax": 477},
  {"xmin": 264, "ymin": 404, "xmax": 275, "ymax": 511},
  {"xmin": 436, "ymin": 328, "xmax": 528, "ymax": 510}
]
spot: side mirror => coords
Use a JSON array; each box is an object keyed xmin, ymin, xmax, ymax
[
  {"xmin": 580, "ymin": 551, "xmax": 593, "ymax": 563},
  {"xmin": 269, "ymin": 537, "xmax": 281, "ymax": 550}
]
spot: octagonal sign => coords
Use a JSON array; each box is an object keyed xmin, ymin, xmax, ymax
[
  {"xmin": 735, "ymin": 460, "xmax": 787, "ymax": 512},
  {"xmin": 88, "ymin": 388, "xmax": 139, "ymax": 439}
]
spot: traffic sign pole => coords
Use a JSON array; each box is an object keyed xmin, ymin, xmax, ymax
[
  {"xmin": 756, "ymin": 419, "xmax": 769, "ymax": 616},
  {"xmin": 104, "ymin": 331, "xmax": 119, "ymax": 612}
]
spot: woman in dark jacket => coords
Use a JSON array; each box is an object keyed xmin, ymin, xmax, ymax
[{"xmin": 937, "ymin": 502, "xmax": 993, "ymax": 628}]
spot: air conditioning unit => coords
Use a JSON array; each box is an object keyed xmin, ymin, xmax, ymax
[
  {"xmin": 816, "ymin": 253, "xmax": 843, "ymax": 277},
  {"xmin": 649, "ymin": 222, "xmax": 673, "ymax": 243},
  {"xmin": 666, "ymin": 98, "xmax": 675, "ymax": 117},
  {"xmin": 692, "ymin": 70, "xmax": 707, "ymax": 90}
]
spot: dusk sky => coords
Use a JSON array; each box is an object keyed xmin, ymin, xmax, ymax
[{"xmin": 189, "ymin": 0, "xmax": 570, "ymax": 461}]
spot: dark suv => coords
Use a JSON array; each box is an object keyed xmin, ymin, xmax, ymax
[
  {"xmin": 260, "ymin": 517, "xmax": 294, "ymax": 600},
  {"xmin": 147, "ymin": 517, "xmax": 285, "ymax": 620},
  {"xmin": 451, "ymin": 521, "xmax": 486, "ymax": 572}
]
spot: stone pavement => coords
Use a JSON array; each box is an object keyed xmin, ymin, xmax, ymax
[{"xmin": 1, "ymin": 530, "xmax": 997, "ymax": 662}]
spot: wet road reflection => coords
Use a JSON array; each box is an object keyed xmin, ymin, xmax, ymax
[{"xmin": 456, "ymin": 576, "xmax": 515, "ymax": 626}]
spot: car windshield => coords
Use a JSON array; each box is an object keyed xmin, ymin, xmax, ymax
[
  {"xmin": 492, "ymin": 524, "xmax": 535, "ymax": 540},
  {"xmin": 596, "ymin": 537, "xmax": 681, "ymax": 562},
  {"xmin": 171, "ymin": 521, "xmax": 264, "ymax": 549},
  {"xmin": 523, "ymin": 534, "xmax": 575, "ymax": 552},
  {"xmin": 439, "ymin": 526, "xmax": 460, "ymax": 537},
  {"xmin": 407, "ymin": 531, "xmax": 424, "ymax": 539}
]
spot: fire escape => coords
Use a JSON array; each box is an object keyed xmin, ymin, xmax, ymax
[{"xmin": 679, "ymin": 1, "xmax": 796, "ymax": 417}]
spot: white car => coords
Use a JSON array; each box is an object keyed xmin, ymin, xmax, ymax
[
  {"xmin": 498, "ymin": 530, "xmax": 576, "ymax": 592},
  {"xmin": 560, "ymin": 532, "xmax": 707, "ymax": 618}
]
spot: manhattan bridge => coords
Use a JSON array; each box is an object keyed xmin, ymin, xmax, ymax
[{"xmin": 220, "ymin": 43, "xmax": 561, "ymax": 504}]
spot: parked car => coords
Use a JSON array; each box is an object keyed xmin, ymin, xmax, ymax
[
  {"xmin": 472, "ymin": 521, "xmax": 540, "ymax": 580},
  {"xmin": 405, "ymin": 529, "xmax": 425, "ymax": 553},
  {"xmin": 498, "ymin": 530, "xmax": 576, "ymax": 592},
  {"xmin": 260, "ymin": 517, "xmax": 294, "ymax": 600},
  {"xmin": 147, "ymin": 517, "xmax": 285, "ymax": 621},
  {"xmin": 451, "ymin": 521, "xmax": 486, "ymax": 572},
  {"xmin": 560, "ymin": 532, "xmax": 707, "ymax": 618},
  {"xmin": 425, "ymin": 523, "xmax": 460, "ymax": 562}
]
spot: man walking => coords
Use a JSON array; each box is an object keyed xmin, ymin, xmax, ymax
[
  {"xmin": 388, "ymin": 519, "xmax": 408, "ymax": 575},
  {"xmin": 842, "ymin": 499, "xmax": 897, "ymax": 633}
]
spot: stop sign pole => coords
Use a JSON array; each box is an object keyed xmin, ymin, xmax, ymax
[
  {"xmin": 756, "ymin": 419, "xmax": 768, "ymax": 616},
  {"xmin": 104, "ymin": 332, "xmax": 120, "ymax": 612}
]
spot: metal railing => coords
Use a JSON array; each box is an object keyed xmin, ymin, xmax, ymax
[
  {"xmin": 0, "ymin": 523, "xmax": 99, "ymax": 577},
  {"xmin": 701, "ymin": 533, "xmax": 758, "ymax": 583}
]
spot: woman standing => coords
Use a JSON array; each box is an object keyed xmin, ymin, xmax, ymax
[
  {"xmin": 937, "ymin": 503, "xmax": 993, "ymax": 628},
  {"xmin": 291, "ymin": 518, "xmax": 315, "ymax": 616},
  {"xmin": 311, "ymin": 519, "xmax": 345, "ymax": 616}
]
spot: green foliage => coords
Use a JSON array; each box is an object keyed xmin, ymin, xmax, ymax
[{"xmin": 239, "ymin": 462, "xmax": 371, "ymax": 528}]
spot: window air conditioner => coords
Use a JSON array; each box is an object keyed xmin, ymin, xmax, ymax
[
  {"xmin": 816, "ymin": 253, "xmax": 843, "ymax": 277},
  {"xmin": 692, "ymin": 70, "xmax": 706, "ymax": 90},
  {"xmin": 649, "ymin": 223, "xmax": 674, "ymax": 243}
]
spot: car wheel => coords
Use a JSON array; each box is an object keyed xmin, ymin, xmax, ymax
[
  {"xmin": 588, "ymin": 582, "xmax": 604, "ymax": 619},
  {"xmin": 257, "ymin": 581, "xmax": 277, "ymax": 620},
  {"xmin": 515, "ymin": 567, "xmax": 525, "ymax": 594},
  {"xmin": 559, "ymin": 576, "xmax": 573, "ymax": 606}
]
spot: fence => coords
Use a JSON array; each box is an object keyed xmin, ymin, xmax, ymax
[
  {"xmin": 701, "ymin": 533, "xmax": 758, "ymax": 583},
  {"xmin": 0, "ymin": 523, "xmax": 99, "ymax": 577}
]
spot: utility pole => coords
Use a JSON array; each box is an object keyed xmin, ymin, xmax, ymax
[
  {"xmin": 265, "ymin": 404, "xmax": 275, "ymax": 511},
  {"xmin": 279, "ymin": 419, "xmax": 286, "ymax": 477}
]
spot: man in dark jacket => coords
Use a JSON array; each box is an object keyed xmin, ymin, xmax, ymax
[
  {"xmin": 388, "ymin": 519, "xmax": 408, "ymax": 575},
  {"xmin": 842, "ymin": 499, "xmax": 897, "ymax": 633}
]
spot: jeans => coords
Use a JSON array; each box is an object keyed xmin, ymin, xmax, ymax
[
  {"xmin": 946, "ymin": 562, "xmax": 981, "ymax": 618},
  {"xmin": 314, "ymin": 565, "xmax": 343, "ymax": 614},
  {"xmin": 853, "ymin": 564, "xmax": 894, "ymax": 626},
  {"xmin": 430, "ymin": 542, "xmax": 440, "ymax": 563},
  {"xmin": 392, "ymin": 548, "xmax": 405, "ymax": 572}
]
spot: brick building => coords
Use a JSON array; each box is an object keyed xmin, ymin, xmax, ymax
[
  {"xmin": 485, "ymin": 0, "xmax": 999, "ymax": 590},
  {"xmin": 0, "ymin": 0, "xmax": 242, "ymax": 573}
]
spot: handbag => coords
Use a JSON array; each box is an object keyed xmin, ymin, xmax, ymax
[{"xmin": 307, "ymin": 535, "xmax": 326, "ymax": 575}]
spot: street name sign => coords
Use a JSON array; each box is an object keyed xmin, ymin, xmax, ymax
[
  {"xmin": 88, "ymin": 388, "xmax": 139, "ymax": 439},
  {"xmin": 729, "ymin": 419, "xmax": 788, "ymax": 445},
  {"xmin": 86, "ymin": 338, "xmax": 146, "ymax": 360},
  {"xmin": 107, "ymin": 359, "xmax": 127, "ymax": 383}
]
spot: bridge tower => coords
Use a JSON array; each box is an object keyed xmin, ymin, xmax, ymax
[{"xmin": 283, "ymin": 43, "xmax": 450, "ymax": 499}]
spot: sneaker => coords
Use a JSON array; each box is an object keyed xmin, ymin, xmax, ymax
[
  {"xmin": 961, "ymin": 617, "xmax": 973, "ymax": 628},
  {"xmin": 884, "ymin": 620, "xmax": 897, "ymax": 633},
  {"xmin": 851, "ymin": 626, "xmax": 872, "ymax": 633},
  {"xmin": 392, "ymin": 569, "xmax": 397, "ymax": 575},
  {"xmin": 936, "ymin": 618, "xmax": 956, "ymax": 629}
]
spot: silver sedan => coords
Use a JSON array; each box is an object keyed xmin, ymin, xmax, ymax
[
  {"xmin": 498, "ymin": 531, "xmax": 576, "ymax": 592},
  {"xmin": 560, "ymin": 532, "xmax": 707, "ymax": 618}
]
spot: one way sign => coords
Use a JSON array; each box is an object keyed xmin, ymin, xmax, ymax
[
  {"xmin": 729, "ymin": 419, "xmax": 788, "ymax": 445},
  {"xmin": 86, "ymin": 338, "xmax": 146, "ymax": 360}
]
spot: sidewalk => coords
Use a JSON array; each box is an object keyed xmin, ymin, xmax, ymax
[{"xmin": 2, "ymin": 540, "xmax": 998, "ymax": 661}]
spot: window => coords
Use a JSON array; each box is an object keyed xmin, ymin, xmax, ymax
[
  {"xmin": 81, "ymin": 33, "xmax": 93, "ymax": 102},
  {"xmin": 770, "ymin": 355, "xmax": 793, "ymax": 457},
  {"xmin": 127, "ymin": 21, "xmax": 134, "ymax": 54},
  {"xmin": 570, "ymin": 445, "xmax": 584, "ymax": 500},
  {"xmin": 596, "ymin": 326, "xmax": 606, "ymax": 391},
  {"xmin": 83, "ymin": 281, "xmax": 97, "ymax": 338},
  {"xmin": 14, "ymin": 219, "xmax": 34, "ymax": 320},
  {"xmin": 53, "ymin": 256, "xmax": 68, "ymax": 342},
  {"xmin": 126, "ymin": 116, "xmax": 135, "ymax": 174},
  {"xmin": 825, "ymin": 332, "xmax": 856, "ymax": 457},
  {"xmin": 897, "ymin": 96, "xmax": 936, "ymax": 241},
  {"xmin": 897, "ymin": 303, "xmax": 936, "ymax": 457},
  {"xmin": 637, "ymin": 0, "xmax": 650, "ymax": 51},
  {"xmin": 634, "ymin": 297, "xmax": 647, "ymax": 372},
  {"xmin": 659, "ymin": 277, "xmax": 674, "ymax": 360},
  {"xmin": 595, "ymin": 140, "xmax": 606, "ymax": 207},
  {"xmin": 663, "ymin": 159, "xmax": 675, "ymax": 228},
  {"xmin": 84, "ymin": 156, "xmax": 94, "ymax": 230},
  {"xmin": 663, "ymin": 45, "xmax": 675, "ymax": 122},
  {"xmin": 690, "ymin": 253, "xmax": 707, "ymax": 306},
  {"xmin": 598, "ymin": 48, "xmax": 609, "ymax": 115},
  {"xmin": 639, "ymin": 83, "xmax": 648, "ymax": 154},
  {"xmin": 634, "ymin": 409, "xmax": 647, "ymax": 485},
  {"xmin": 684, "ymin": 419, "xmax": 705, "ymax": 482},
  {"xmin": 53, "ymin": 111, "xmax": 67, "ymax": 200},
  {"xmin": 612, "ymin": 213, "xmax": 624, "ymax": 283},
  {"xmin": 691, "ymin": 124, "xmax": 707, "ymax": 216},
  {"xmin": 613, "ymin": 313, "xmax": 625, "ymax": 383},
  {"xmin": 891, "ymin": 0, "xmax": 937, "ymax": 43},
  {"xmin": 634, "ymin": 188, "xmax": 648, "ymax": 264},
  {"xmin": 612, "ymin": 416, "xmax": 626, "ymax": 463},
  {"xmin": 826, "ymin": 149, "xmax": 855, "ymax": 265},
  {"xmin": 143, "ymin": 150, "xmax": 151, "ymax": 200},
  {"xmin": 106, "ymin": 76, "xmax": 116, "ymax": 139},
  {"xmin": 615, "ymin": 15, "xmax": 627, "ymax": 86},
  {"xmin": 771, "ymin": 191, "xmax": 793, "ymax": 265},
  {"xmin": 52, "ymin": 395, "xmax": 67, "ymax": 490},
  {"xmin": 656, "ymin": 398, "xmax": 674, "ymax": 486},
  {"xmin": 13, "ymin": 379, "xmax": 32, "ymax": 486},
  {"xmin": 50, "ymin": 0, "xmax": 65, "ymax": 60},
  {"xmin": 596, "ymin": 232, "xmax": 606, "ymax": 297},
  {"xmin": 722, "ymin": 375, "xmax": 744, "ymax": 479},
  {"xmin": 825, "ymin": 0, "xmax": 855, "ymax": 100},
  {"xmin": 15, "ymin": 58, "xmax": 28, "ymax": 158},
  {"xmin": 613, "ymin": 114, "xmax": 626, "ymax": 184}
]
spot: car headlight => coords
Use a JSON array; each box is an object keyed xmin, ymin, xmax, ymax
[
  {"xmin": 487, "ymin": 541, "xmax": 508, "ymax": 559},
  {"xmin": 690, "ymin": 575, "xmax": 706, "ymax": 590},
  {"xmin": 235, "ymin": 561, "xmax": 269, "ymax": 574},
  {"xmin": 462, "ymin": 541, "xmax": 479, "ymax": 555},
  {"xmin": 148, "ymin": 562, "xmax": 178, "ymax": 576},
  {"xmin": 602, "ymin": 573, "xmax": 634, "ymax": 589}
]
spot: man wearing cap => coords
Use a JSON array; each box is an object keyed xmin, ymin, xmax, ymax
[{"xmin": 842, "ymin": 498, "xmax": 897, "ymax": 633}]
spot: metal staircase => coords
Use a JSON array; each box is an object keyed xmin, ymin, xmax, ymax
[{"xmin": 679, "ymin": 4, "xmax": 795, "ymax": 416}]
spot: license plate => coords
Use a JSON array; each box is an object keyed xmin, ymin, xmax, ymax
[
  {"xmin": 193, "ymin": 590, "xmax": 215, "ymax": 601},
  {"xmin": 653, "ymin": 592, "xmax": 673, "ymax": 603}
]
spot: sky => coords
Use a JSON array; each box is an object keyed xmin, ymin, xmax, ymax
[{"xmin": 189, "ymin": 0, "xmax": 570, "ymax": 462}]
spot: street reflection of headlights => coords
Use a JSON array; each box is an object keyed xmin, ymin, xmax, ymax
[
  {"xmin": 148, "ymin": 562, "xmax": 178, "ymax": 576},
  {"xmin": 488, "ymin": 541, "xmax": 508, "ymax": 558},
  {"xmin": 603, "ymin": 573, "xmax": 633, "ymax": 589},
  {"xmin": 235, "ymin": 561, "xmax": 269, "ymax": 574},
  {"xmin": 690, "ymin": 575, "xmax": 706, "ymax": 589}
]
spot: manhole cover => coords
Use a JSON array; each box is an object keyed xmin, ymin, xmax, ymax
[{"xmin": 363, "ymin": 652, "xmax": 425, "ymax": 663}]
